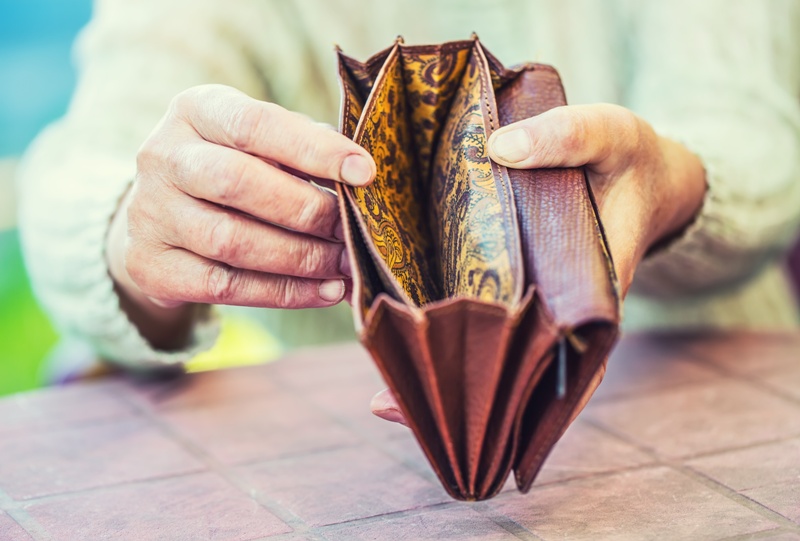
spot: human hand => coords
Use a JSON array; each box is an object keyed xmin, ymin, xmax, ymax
[
  {"xmin": 371, "ymin": 103, "xmax": 706, "ymax": 426},
  {"xmin": 488, "ymin": 103, "xmax": 706, "ymax": 294},
  {"xmin": 106, "ymin": 84, "xmax": 375, "ymax": 349}
]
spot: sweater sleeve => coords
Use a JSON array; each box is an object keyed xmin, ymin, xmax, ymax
[
  {"xmin": 16, "ymin": 0, "xmax": 284, "ymax": 369},
  {"xmin": 623, "ymin": 0, "xmax": 800, "ymax": 297}
]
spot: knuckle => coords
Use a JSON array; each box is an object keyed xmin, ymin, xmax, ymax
[
  {"xmin": 125, "ymin": 243, "xmax": 168, "ymax": 303},
  {"xmin": 618, "ymin": 108, "xmax": 645, "ymax": 145},
  {"xmin": 295, "ymin": 240, "xmax": 330, "ymax": 278},
  {"xmin": 292, "ymin": 191, "xmax": 327, "ymax": 231},
  {"xmin": 169, "ymin": 85, "xmax": 215, "ymax": 117},
  {"xmin": 211, "ymin": 158, "xmax": 249, "ymax": 204},
  {"xmin": 136, "ymin": 137, "xmax": 163, "ymax": 173},
  {"xmin": 291, "ymin": 132, "xmax": 328, "ymax": 171},
  {"xmin": 204, "ymin": 263, "xmax": 241, "ymax": 304},
  {"xmin": 560, "ymin": 110, "xmax": 589, "ymax": 154},
  {"xmin": 162, "ymin": 144, "xmax": 191, "ymax": 183},
  {"xmin": 230, "ymin": 101, "xmax": 279, "ymax": 152},
  {"xmin": 206, "ymin": 215, "xmax": 242, "ymax": 262},
  {"xmin": 124, "ymin": 244, "xmax": 148, "ymax": 289},
  {"xmin": 168, "ymin": 88, "xmax": 198, "ymax": 119},
  {"xmin": 137, "ymin": 136, "xmax": 192, "ymax": 189},
  {"xmin": 272, "ymin": 276, "xmax": 307, "ymax": 309}
]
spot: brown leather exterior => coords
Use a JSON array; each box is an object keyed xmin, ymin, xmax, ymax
[{"xmin": 335, "ymin": 37, "xmax": 621, "ymax": 501}]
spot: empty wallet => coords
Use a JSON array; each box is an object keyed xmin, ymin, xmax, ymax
[{"xmin": 335, "ymin": 36, "xmax": 621, "ymax": 501}]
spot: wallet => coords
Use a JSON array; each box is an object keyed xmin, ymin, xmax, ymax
[{"xmin": 335, "ymin": 37, "xmax": 621, "ymax": 501}]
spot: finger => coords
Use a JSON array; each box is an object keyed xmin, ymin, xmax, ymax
[
  {"xmin": 157, "ymin": 195, "xmax": 349, "ymax": 280},
  {"xmin": 126, "ymin": 244, "xmax": 346, "ymax": 308},
  {"xmin": 172, "ymin": 85, "xmax": 376, "ymax": 186},
  {"xmin": 487, "ymin": 104, "xmax": 642, "ymax": 172},
  {"xmin": 167, "ymin": 141, "xmax": 344, "ymax": 241},
  {"xmin": 370, "ymin": 388, "xmax": 408, "ymax": 427}
]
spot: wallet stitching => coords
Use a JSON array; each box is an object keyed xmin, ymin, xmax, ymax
[{"xmin": 476, "ymin": 43, "xmax": 524, "ymax": 307}]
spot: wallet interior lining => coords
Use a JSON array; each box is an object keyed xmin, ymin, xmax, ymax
[
  {"xmin": 343, "ymin": 41, "xmax": 522, "ymax": 309},
  {"xmin": 347, "ymin": 47, "xmax": 441, "ymax": 305}
]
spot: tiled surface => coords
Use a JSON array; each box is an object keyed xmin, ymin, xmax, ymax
[
  {"xmin": 24, "ymin": 473, "xmax": 292, "ymax": 541},
  {"xmin": 489, "ymin": 467, "xmax": 777, "ymax": 541},
  {"xmin": 0, "ymin": 332, "xmax": 799, "ymax": 540},
  {"xmin": 239, "ymin": 446, "xmax": 449, "ymax": 526},
  {"xmin": 0, "ymin": 382, "xmax": 135, "ymax": 436},
  {"xmin": 0, "ymin": 417, "xmax": 204, "ymax": 500},
  {"xmin": 0, "ymin": 511, "xmax": 33, "ymax": 541}
]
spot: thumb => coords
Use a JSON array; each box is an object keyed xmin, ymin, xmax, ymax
[{"xmin": 487, "ymin": 103, "xmax": 640, "ymax": 172}]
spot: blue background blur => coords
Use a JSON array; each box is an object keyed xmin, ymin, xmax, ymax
[{"xmin": 0, "ymin": 0, "xmax": 93, "ymax": 395}]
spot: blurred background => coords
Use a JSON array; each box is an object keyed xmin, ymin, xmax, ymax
[
  {"xmin": 0, "ymin": 1, "xmax": 285, "ymax": 397},
  {"xmin": 0, "ymin": 0, "xmax": 92, "ymax": 396}
]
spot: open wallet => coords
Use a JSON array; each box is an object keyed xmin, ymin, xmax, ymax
[{"xmin": 335, "ymin": 36, "xmax": 622, "ymax": 501}]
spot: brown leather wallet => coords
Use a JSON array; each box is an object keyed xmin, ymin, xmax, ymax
[{"xmin": 336, "ymin": 37, "xmax": 621, "ymax": 501}]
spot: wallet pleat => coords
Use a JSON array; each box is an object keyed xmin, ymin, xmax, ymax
[
  {"xmin": 424, "ymin": 299, "xmax": 518, "ymax": 498},
  {"xmin": 513, "ymin": 323, "xmax": 618, "ymax": 491},
  {"xmin": 475, "ymin": 292, "xmax": 559, "ymax": 498},
  {"xmin": 363, "ymin": 297, "xmax": 466, "ymax": 496}
]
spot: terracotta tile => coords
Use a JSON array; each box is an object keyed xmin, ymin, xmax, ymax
[
  {"xmin": 267, "ymin": 342, "xmax": 381, "ymax": 391},
  {"xmin": 320, "ymin": 507, "xmax": 520, "ymax": 540},
  {"xmin": 0, "ymin": 512, "xmax": 32, "ymax": 541},
  {"xmin": 380, "ymin": 432, "xmax": 521, "ymax": 495},
  {"xmin": 373, "ymin": 421, "xmax": 652, "ymax": 495},
  {"xmin": 0, "ymin": 418, "xmax": 204, "ymax": 500},
  {"xmin": 758, "ymin": 532, "xmax": 800, "ymax": 540},
  {"xmin": 305, "ymin": 380, "xmax": 409, "ymax": 441},
  {"xmin": 585, "ymin": 380, "xmax": 800, "ymax": 458},
  {"xmin": 687, "ymin": 438, "xmax": 800, "ymax": 491},
  {"xmin": 758, "ymin": 366, "xmax": 800, "ymax": 403},
  {"xmin": 239, "ymin": 446, "xmax": 448, "ymax": 526},
  {"xmin": 591, "ymin": 333, "xmax": 720, "ymax": 402},
  {"xmin": 741, "ymin": 480, "xmax": 800, "ymax": 524},
  {"xmin": 159, "ymin": 392, "xmax": 356, "ymax": 465},
  {"xmin": 378, "ymin": 433, "xmax": 439, "ymax": 479},
  {"xmin": 122, "ymin": 364, "xmax": 284, "ymax": 411},
  {"xmin": 0, "ymin": 382, "xmax": 134, "ymax": 436},
  {"xmin": 680, "ymin": 332, "xmax": 800, "ymax": 375},
  {"xmin": 490, "ymin": 466, "xmax": 776, "ymax": 540},
  {"xmin": 533, "ymin": 420, "xmax": 653, "ymax": 485},
  {"xmin": 26, "ymin": 473, "xmax": 291, "ymax": 541}
]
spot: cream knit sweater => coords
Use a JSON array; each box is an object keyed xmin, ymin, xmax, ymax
[{"xmin": 17, "ymin": 0, "xmax": 800, "ymax": 368}]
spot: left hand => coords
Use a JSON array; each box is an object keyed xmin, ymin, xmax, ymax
[{"xmin": 371, "ymin": 103, "xmax": 707, "ymax": 425}]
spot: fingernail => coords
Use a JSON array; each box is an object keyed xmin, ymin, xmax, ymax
[
  {"xmin": 339, "ymin": 249, "xmax": 352, "ymax": 277},
  {"xmin": 374, "ymin": 407, "xmax": 408, "ymax": 426},
  {"xmin": 490, "ymin": 129, "xmax": 532, "ymax": 163},
  {"xmin": 340, "ymin": 154, "xmax": 373, "ymax": 186},
  {"xmin": 319, "ymin": 279, "xmax": 345, "ymax": 302},
  {"xmin": 370, "ymin": 391, "xmax": 408, "ymax": 426}
]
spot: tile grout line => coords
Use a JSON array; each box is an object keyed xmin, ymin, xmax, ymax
[
  {"xmin": 673, "ymin": 344, "xmax": 800, "ymax": 409},
  {"xmin": 675, "ymin": 465, "xmax": 800, "ymax": 533},
  {"xmin": 293, "ymin": 397, "xmax": 560, "ymax": 539},
  {"xmin": 312, "ymin": 501, "xmax": 463, "ymax": 533},
  {"xmin": 286, "ymin": 377, "xmax": 548, "ymax": 539},
  {"xmin": 113, "ymin": 391, "xmax": 314, "ymax": 535},
  {"xmin": 719, "ymin": 527, "xmax": 794, "ymax": 540},
  {"xmin": 582, "ymin": 418, "xmax": 800, "ymax": 532},
  {"xmin": 0, "ymin": 487, "xmax": 53, "ymax": 541},
  {"xmin": 469, "ymin": 502, "xmax": 546, "ymax": 541}
]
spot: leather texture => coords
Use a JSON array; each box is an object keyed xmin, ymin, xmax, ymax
[{"xmin": 335, "ymin": 37, "xmax": 621, "ymax": 501}]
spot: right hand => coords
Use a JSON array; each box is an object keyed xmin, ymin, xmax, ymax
[{"xmin": 106, "ymin": 84, "xmax": 375, "ymax": 346}]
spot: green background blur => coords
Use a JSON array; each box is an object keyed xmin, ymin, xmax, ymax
[{"xmin": 0, "ymin": 0, "xmax": 92, "ymax": 395}]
